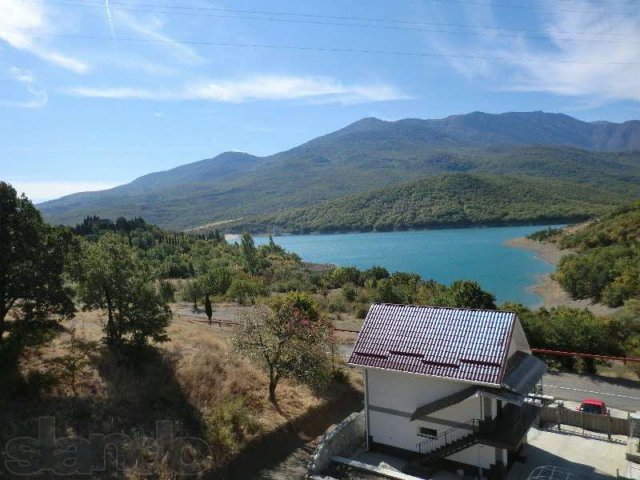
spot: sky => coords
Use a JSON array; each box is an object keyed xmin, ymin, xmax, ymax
[{"xmin": 2, "ymin": 0, "xmax": 640, "ymax": 202}]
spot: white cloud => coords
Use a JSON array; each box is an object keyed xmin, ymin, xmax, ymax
[
  {"xmin": 8, "ymin": 180, "xmax": 121, "ymax": 203},
  {"xmin": 64, "ymin": 74, "xmax": 409, "ymax": 104},
  {"xmin": 0, "ymin": 0, "xmax": 89, "ymax": 73},
  {"xmin": 2, "ymin": 66, "xmax": 48, "ymax": 108},
  {"xmin": 420, "ymin": 0, "xmax": 640, "ymax": 102},
  {"xmin": 113, "ymin": 10, "xmax": 203, "ymax": 64},
  {"xmin": 505, "ymin": 2, "xmax": 640, "ymax": 101}
]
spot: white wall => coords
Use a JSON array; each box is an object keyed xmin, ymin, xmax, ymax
[
  {"xmin": 448, "ymin": 444, "xmax": 495, "ymax": 470},
  {"xmin": 367, "ymin": 367, "xmax": 469, "ymax": 412},
  {"xmin": 507, "ymin": 319, "xmax": 531, "ymax": 358},
  {"xmin": 366, "ymin": 367, "xmax": 497, "ymax": 470}
]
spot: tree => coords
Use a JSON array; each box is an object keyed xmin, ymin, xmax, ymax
[
  {"xmin": 234, "ymin": 292, "xmax": 333, "ymax": 403},
  {"xmin": 240, "ymin": 233, "xmax": 259, "ymax": 276},
  {"xmin": 200, "ymin": 268, "xmax": 232, "ymax": 325},
  {"xmin": 183, "ymin": 280, "xmax": 204, "ymax": 311},
  {"xmin": 75, "ymin": 234, "xmax": 171, "ymax": 347},
  {"xmin": 0, "ymin": 182, "xmax": 75, "ymax": 343},
  {"xmin": 204, "ymin": 295, "xmax": 213, "ymax": 325},
  {"xmin": 227, "ymin": 278, "xmax": 265, "ymax": 305},
  {"xmin": 51, "ymin": 330, "xmax": 99, "ymax": 395},
  {"xmin": 448, "ymin": 280, "xmax": 497, "ymax": 309}
]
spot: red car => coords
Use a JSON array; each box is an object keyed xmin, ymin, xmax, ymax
[{"xmin": 577, "ymin": 398, "xmax": 608, "ymax": 415}]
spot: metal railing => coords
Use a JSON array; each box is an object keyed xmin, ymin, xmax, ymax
[{"xmin": 417, "ymin": 419, "xmax": 479, "ymax": 454}]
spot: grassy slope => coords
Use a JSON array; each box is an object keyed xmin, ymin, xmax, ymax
[
  {"xmin": 0, "ymin": 311, "xmax": 361, "ymax": 478},
  {"xmin": 227, "ymin": 173, "xmax": 628, "ymax": 233}
]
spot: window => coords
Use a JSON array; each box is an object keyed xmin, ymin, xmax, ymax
[{"xmin": 417, "ymin": 426, "xmax": 438, "ymax": 438}]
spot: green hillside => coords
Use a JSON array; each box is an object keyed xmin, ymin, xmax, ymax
[
  {"xmin": 38, "ymin": 111, "xmax": 640, "ymax": 230},
  {"xmin": 226, "ymin": 174, "xmax": 627, "ymax": 233},
  {"xmin": 540, "ymin": 202, "xmax": 640, "ymax": 307}
]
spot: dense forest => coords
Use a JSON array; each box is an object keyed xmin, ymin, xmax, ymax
[
  {"xmin": 529, "ymin": 202, "xmax": 640, "ymax": 307},
  {"xmin": 228, "ymin": 174, "xmax": 623, "ymax": 233}
]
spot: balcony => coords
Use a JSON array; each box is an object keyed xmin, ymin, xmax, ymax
[{"xmin": 479, "ymin": 402, "xmax": 539, "ymax": 450}]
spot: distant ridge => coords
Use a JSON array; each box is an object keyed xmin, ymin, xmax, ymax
[{"xmin": 38, "ymin": 111, "xmax": 640, "ymax": 230}]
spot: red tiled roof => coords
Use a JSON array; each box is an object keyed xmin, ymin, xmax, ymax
[{"xmin": 348, "ymin": 304, "xmax": 516, "ymax": 386}]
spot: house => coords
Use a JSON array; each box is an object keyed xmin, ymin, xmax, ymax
[{"xmin": 348, "ymin": 304, "xmax": 546, "ymax": 479}]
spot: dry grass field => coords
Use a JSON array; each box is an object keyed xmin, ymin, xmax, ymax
[{"xmin": 0, "ymin": 310, "xmax": 363, "ymax": 479}]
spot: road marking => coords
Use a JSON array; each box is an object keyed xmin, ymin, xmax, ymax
[{"xmin": 544, "ymin": 383, "xmax": 640, "ymax": 401}]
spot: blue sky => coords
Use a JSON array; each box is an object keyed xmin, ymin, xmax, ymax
[{"xmin": 2, "ymin": 0, "xmax": 640, "ymax": 201}]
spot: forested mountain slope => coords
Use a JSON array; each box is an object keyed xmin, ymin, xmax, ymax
[
  {"xmin": 39, "ymin": 111, "xmax": 640, "ymax": 230},
  {"xmin": 226, "ymin": 174, "xmax": 626, "ymax": 233}
]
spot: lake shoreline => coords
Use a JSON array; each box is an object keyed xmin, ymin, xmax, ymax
[
  {"xmin": 506, "ymin": 236, "xmax": 619, "ymax": 316},
  {"xmin": 228, "ymin": 220, "xmax": 579, "ymax": 238}
]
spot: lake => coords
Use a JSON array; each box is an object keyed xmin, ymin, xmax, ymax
[{"xmin": 251, "ymin": 225, "xmax": 561, "ymax": 307}]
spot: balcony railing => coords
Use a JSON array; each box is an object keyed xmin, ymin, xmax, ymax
[{"xmin": 416, "ymin": 403, "xmax": 539, "ymax": 456}]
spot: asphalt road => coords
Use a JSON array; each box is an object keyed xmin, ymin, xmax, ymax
[{"xmin": 542, "ymin": 372, "xmax": 640, "ymax": 412}]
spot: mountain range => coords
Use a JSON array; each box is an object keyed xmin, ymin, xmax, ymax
[{"xmin": 38, "ymin": 111, "xmax": 640, "ymax": 231}]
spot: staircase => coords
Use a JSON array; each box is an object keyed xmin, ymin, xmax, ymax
[{"xmin": 416, "ymin": 420, "xmax": 480, "ymax": 464}]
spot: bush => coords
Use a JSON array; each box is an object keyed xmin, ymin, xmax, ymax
[
  {"xmin": 204, "ymin": 398, "xmax": 259, "ymax": 460},
  {"xmin": 342, "ymin": 283, "xmax": 358, "ymax": 302},
  {"xmin": 159, "ymin": 280, "xmax": 176, "ymax": 303},
  {"xmin": 355, "ymin": 304, "xmax": 370, "ymax": 319}
]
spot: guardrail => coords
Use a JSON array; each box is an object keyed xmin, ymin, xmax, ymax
[{"xmin": 531, "ymin": 348, "xmax": 640, "ymax": 364}]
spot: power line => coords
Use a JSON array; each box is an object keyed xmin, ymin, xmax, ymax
[
  {"xmin": 37, "ymin": 0, "xmax": 638, "ymax": 39},
  {"xmin": 421, "ymin": 0, "xmax": 640, "ymax": 15},
  {"xmin": 33, "ymin": 33, "xmax": 640, "ymax": 66}
]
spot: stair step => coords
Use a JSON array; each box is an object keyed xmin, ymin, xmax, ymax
[{"xmin": 420, "ymin": 434, "xmax": 479, "ymax": 464}]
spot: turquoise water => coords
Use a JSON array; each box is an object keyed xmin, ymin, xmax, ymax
[{"xmin": 253, "ymin": 225, "xmax": 561, "ymax": 307}]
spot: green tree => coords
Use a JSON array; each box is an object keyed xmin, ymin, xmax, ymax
[
  {"xmin": 234, "ymin": 292, "xmax": 333, "ymax": 402},
  {"xmin": 0, "ymin": 182, "xmax": 75, "ymax": 343},
  {"xmin": 201, "ymin": 268, "xmax": 232, "ymax": 325},
  {"xmin": 240, "ymin": 233, "xmax": 259, "ymax": 276},
  {"xmin": 75, "ymin": 234, "xmax": 171, "ymax": 347},
  {"xmin": 158, "ymin": 280, "xmax": 176, "ymax": 303},
  {"xmin": 204, "ymin": 295, "xmax": 213, "ymax": 324},
  {"xmin": 51, "ymin": 330, "xmax": 99, "ymax": 395},
  {"xmin": 512, "ymin": 304, "xmax": 626, "ymax": 372},
  {"xmin": 447, "ymin": 280, "xmax": 497, "ymax": 309},
  {"xmin": 227, "ymin": 278, "xmax": 265, "ymax": 305},
  {"xmin": 183, "ymin": 279, "xmax": 204, "ymax": 311}
]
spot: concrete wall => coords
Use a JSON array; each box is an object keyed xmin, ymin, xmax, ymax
[{"xmin": 307, "ymin": 410, "xmax": 365, "ymax": 477}]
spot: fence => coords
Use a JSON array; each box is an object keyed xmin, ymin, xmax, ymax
[{"xmin": 539, "ymin": 405, "xmax": 629, "ymax": 438}]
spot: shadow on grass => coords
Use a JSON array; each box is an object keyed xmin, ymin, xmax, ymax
[
  {"xmin": 0, "ymin": 319, "xmax": 66, "ymax": 402},
  {"xmin": 92, "ymin": 345, "xmax": 207, "ymax": 437},
  {"xmin": 217, "ymin": 382, "xmax": 363, "ymax": 480},
  {"xmin": 1, "ymin": 334, "xmax": 210, "ymax": 479}
]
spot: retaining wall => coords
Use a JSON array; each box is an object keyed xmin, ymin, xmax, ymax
[{"xmin": 307, "ymin": 410, "xmax": 365, "ymax": 477}]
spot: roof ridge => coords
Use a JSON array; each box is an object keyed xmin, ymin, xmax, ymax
[{"xmin": 372, "ymin": 302, "xmax": 516, "ymax": 315}]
